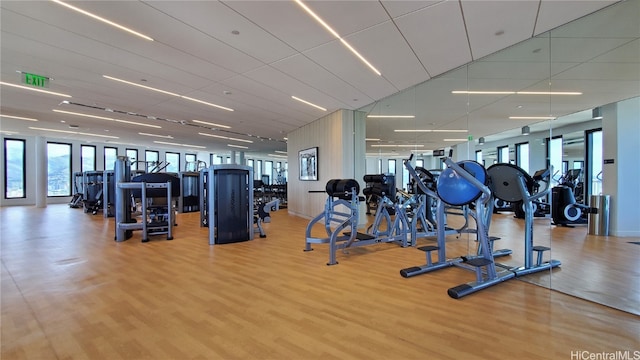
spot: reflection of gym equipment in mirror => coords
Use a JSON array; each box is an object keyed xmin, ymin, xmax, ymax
[
  {"xmin": 551, "ymin": 168, "xmax": 595, "ymax": 226},
  {"xmin": 401, "ymin": 159, "xmax": 560, "ymax": 299}
]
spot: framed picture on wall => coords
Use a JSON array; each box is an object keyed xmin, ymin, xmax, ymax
[{"xmin": 299, "ymin": 147, "xmax": 318, "ymax": 181}]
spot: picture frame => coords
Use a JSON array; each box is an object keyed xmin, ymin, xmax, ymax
[{"xmin": 298, "ymin": 147, "xmax": 318, "ymax": 181}]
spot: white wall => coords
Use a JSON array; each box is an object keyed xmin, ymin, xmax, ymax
[
  {"xmin": 287, "ymin": 109, "xmax": 366, "ymax": 219},
  {"xmin": 603, "ymin": 98, "xmax": 640, "ymax": 236}
]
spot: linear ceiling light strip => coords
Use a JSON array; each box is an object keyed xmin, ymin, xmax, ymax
[
  {"xmin": 294, "ymin": 0, "xmax": 381, "ymax": 76},
  {"xmin": 50, "ymin": 0, "xmax": 154, "ymax": 41},
  {"xmin": 0, "ymin": 81, "xmax": 71, "ymax": 97}
]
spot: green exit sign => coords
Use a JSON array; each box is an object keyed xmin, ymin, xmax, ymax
[{"xmin": 22, "ymin": 72, "xmax": 49, "ymax": 88}]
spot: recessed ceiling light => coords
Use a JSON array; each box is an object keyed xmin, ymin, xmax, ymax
[
  {"xmin": 495, "ymin": 30, "xmax": 505, "ymax": 36},
  {"xmin": 509, "ymin": 116, "xmax": 556, "ymax": 120},
  {"xmin": 231, "ymin": 30, "xmax": 240, "ymax": 35},
  {"xmin": 192, "ymin": 120, "xmax": 231, "ymax": 129}
]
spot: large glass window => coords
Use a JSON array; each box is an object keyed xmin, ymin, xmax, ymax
[
  {"xmin": 255, "ymin": 160, "xmax": 262, "ymax": 180},
  {"xmin": 4, "ymin": 138, "xmax": 26, "ymax": 199},
  {"xmin": 416, "ymin": 159, "xmax": 424, "ymax": 168},
  {"xmin": 165, "ymin": 152, "xmax": 180, "ymax": 173},
  {"xmin": 126, "ymin": 148, "xmax": 138, "ymax": 171},
  {"xmin": 498, "ymin": 145, "xmax": 510, "ymax": 163},
  {"xmin": 185, "ymin": 153, "xmax": 197, "ymax": 171},
  {"xmin": 378, "ymin": 159, "xmax": 382, "ymax": 173},
  {"xmin": 387, "ymin": 159, "xmax": 396, "ymax": 175},
  {"xmin": 265, "ymin": 160, "xmax": 273, "ymax": 185},
  {"xmin": 548, "ymin": 136, "xmax": 563, "ymax": 187},
  {"xmin": 81, "ymin": 145, "xmax": 96, "ymax": 172},
  {"xmin": 104, "ymin": 147, "xmax": 117, "ymax": 171},
  {"xmin": 586, "ymin": 129, "xmax": 603, "ymax": 196},
  {"xmin": 145, "ymin": 150, "xmax": 159, "ymax": 172},
  {"xmin": 47, "ymin": 142, "xmax": 72, "ymax": 197},
  {"xmin": 475, "ymin": 150, "xmax": 483, "ymax": 166},
  {"xmin": 516, "ymin": 142, "xmax": 530, "ymax": 174}
]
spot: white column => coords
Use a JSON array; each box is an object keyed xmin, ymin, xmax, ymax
[
  {"xmin": 238, "ymin": 151, "xmax": 245, "ymax": 165},
  {"xmin": 229, "ymin": 151, "xmax": 236, "ymax": 164},
  {"xmin": 602, "ymin": 97, "xmax": 640, "ymax": 236},
  {"xmin": 35, "ymin": 136, "xmax": 47, "ymax": 208}
]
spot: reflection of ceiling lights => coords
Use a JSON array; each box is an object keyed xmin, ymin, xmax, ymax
[
  {"xmin": 443, "ymin": 139, "xmax": 468, "ymax": 142},
  {"xmin": 394, "ymin": 129, "xmax": 467, "ymax": 133},
  {"xmin": 294, "ymin": 0, "xmax": 381, "ymax": 76},
  {"xmin": 371, "ymin": 144, "xmax": 424, "ymax": 148},
  {"xmin": 1, "ymin": 114, "xmax": 38, "ymax": 121},
  {"xmin": 291, "ymin": 96, "xmax": 326, "ymax": 111},
  {"xmin": 268, "ymin": 153, "xmax": 287, "ymax": 158},
  {"xmin": 509, "ymin": 116, "xmax": 556, "ymax": 120},
  {"xmin": 0, "ymin": 81, "xmax": 71, "ymax": 97},
  {"xmin": 366, "ymin": 138, "xmax": 381, "ymax": 141},
  {"xmin": 452, "ymin": 90, "xmax": 582, "ymax": 95},
  {"xmin": 51, "ymin": 0, "xmax": 154, "ymax": 41},
  {"xmin": 367, "ymin": 115, "xmax": 415, "ymax": 119}
]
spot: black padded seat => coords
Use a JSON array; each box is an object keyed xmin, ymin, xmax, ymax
[{"xmin": 131, "ymin": 172, "xmax": 181, "ymax": 198}]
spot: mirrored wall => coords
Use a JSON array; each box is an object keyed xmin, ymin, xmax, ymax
[{"xmin": 359, "ymin": 0, "xmax": 639, "ymax": 311}]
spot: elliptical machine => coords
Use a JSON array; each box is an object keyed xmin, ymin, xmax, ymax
[{"xmin": 551, "ymin": 169, "xmax": 591, "ymax": 226}]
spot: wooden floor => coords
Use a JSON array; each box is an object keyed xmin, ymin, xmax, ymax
[{"xmin": 2, "ymin": 204, "xmax": 639, "ymax": 359}]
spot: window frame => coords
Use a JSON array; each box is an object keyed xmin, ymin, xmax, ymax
[
  {"xmin": 4, "ymin": 138, "xmax": 27, "ymax": 199},
  {"xmin": 104, "ymin": 146, "xmax": 118, "ymax": 171},
  {"xmin": 81, "ymin": 144, "xmax": 96, "ymax": 172},
  {"xmin": 47, "ymin": 141, "xmax": 73, "ymax": 197}
]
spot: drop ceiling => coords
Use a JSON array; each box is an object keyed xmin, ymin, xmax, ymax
[{"xmin": 1, "ymin": 0, "xmax": 638, "ymax": 156}]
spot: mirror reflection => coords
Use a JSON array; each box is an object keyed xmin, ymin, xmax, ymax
[{"xmin": 360, "ymin": 0, "xmax": 639, "ymax": 312}]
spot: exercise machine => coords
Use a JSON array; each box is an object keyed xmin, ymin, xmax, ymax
[
  {"xmin": 178, "ymin": 171, "xmax": 200, "ymax": 213},
  {"xmin": 114, "ymin": 157, "xmax": 178, "ymax": 242},
  {"xmin": 200, "ymin": 165, "xmax": 254, "ymax": 245},
  {"xmin": 512, "ymin": 168, "xmax": 551, "ymax": 219},
  {"xmin": 400, "ymin": 157, "xmax": 511, "ymax": 280},
  {"xmin": 551, "ymin": 169, "xmax": 592, "ymax": 226}
]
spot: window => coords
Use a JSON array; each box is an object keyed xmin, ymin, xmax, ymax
[
  {"xmin": 402, "ymin": 164, "xmax": 409, "ymax": 191},
  {"xmin": 185, "ymin": 154, "xmax": 197, "ymax": 171},
  {"xmin": 515, "ymin": 142, "xmax": 529, "ymax": 174},
  {"xmin": 165, "ymin": 152, "xmax": 180, "ymax": 173},
  {"xmin": 126, "ymin": 148, "xmax": 138, "ymax": 171},
  {"xmin": 498, "ymin": 145, "xmax": 509, "ymax": 163},
  {"xmin": 47, "ymin": 142, "xmax": 72, "ymax": 197},
  {"xmin": 4, "ymin": 138, "xmax": 26, "ymax": 199},
  {"xmin": 145, "ymin": 150, "xmax": 159, "ymax": 172},
  {"xmin": 255, "ymin": 160, "xmax": 262, "ymax": 180},
  {"xmin": 547, "ymin": 136, "xmax": 563, "ymax": 187},
  {"xmin": 104, "ymin": 147, "xmax": 117, "ymax": 171},
  {"xmin": 387, "ymin": 159, "xmax": 396, "ymax": 175},
  {"xmin": 475, "ymin": 150, "xmax": 483, "ymax": 166},
  {"xmin": 247, "ymin": 159, "xmax": 254, "ymax": 168},
  {"xmin": 416, "ymin": 159, "xmax": 424, "ymax": 168},
  {"xmin": 378, "ymin": 159, "xmax": 382, "ymax": 173},
  {"xmin": 265, "ymin": 161, "xmax": 273, "ymax": 185},
  {"xmin": 81, "ymin": 145, "xmax": 96, "ymax": 172}
]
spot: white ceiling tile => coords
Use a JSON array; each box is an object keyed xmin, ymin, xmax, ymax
[
  {"xmin": 394, "ymin": 1, "xmax": 472, "ymax": 77},
  {"xmin": 461, "ymin": 0, "xmax": 539, "ymax": 60},
  {"xmin": 535, "ymin": 0, "xmax": 618, "ymax": 35}
]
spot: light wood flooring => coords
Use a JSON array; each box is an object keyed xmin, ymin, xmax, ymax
[{"xmin": 2, "ymin": 204, "xmax": 639, "ymax": 359}]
